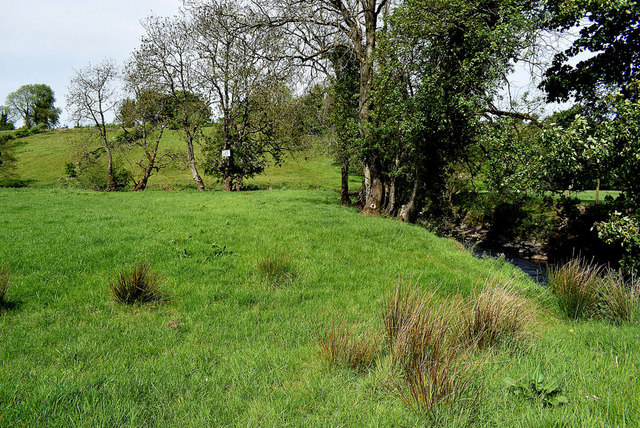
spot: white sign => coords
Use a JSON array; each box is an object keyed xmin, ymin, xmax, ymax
[{"xmin": 222, "ymin": 150, "xmax": 231, "ymax": 158}]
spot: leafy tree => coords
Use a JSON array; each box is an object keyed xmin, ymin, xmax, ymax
[
  {"xmin": 0, "ymin": 106, "xmax": 15, "ymax": 131},
  {"xmin": 186, "ymin": 0, "xmax": 295, "ymax": 190},
  {"xmin": 373, "ymin": 0, "xmax": 541, "ymax": 222},
  {"xmin": 134, "ymin": 15, "xmax": 210, "ymax": 191},
  {"xmin": 5, "ymin": 84, "xmax": 61, "ymax": 128},
  {"xmin": 118, "ymin": 61, "xmax": 181, "ymax": 191},
  {"xmin": 66, "ymin": 60, "xmax": 121, "ymax": 191},
  {"xmin": 542, "ymin": 0, "xmax": 640, "ymax": 103}
]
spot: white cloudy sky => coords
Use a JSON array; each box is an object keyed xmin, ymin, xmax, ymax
[{"xmin": 0, "ymin": 0, "xmax": 182, "ymax": 126}]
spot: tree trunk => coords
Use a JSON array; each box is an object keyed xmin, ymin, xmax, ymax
[
  {"xmin": 101, "ymin": 129, "xmax": 116, "ymax": 192},
  {"xmin": 185, "ymin": 131, "xmax": 205, "ymax": 191},
  {"xmin": 398, "ymin": 170, "xmax": 422, "ymax": 223},
  {"xmin": 595, "ymin": 178, "xmax": 600, "ymax": 204},
  {"xmin": 385, "ymin": 155, "xmax": 401, "ymax": 215},
  {"xmin": 341, "ymin": 160, "xmax": 350, "ymax": 205},
  {"xmin": 362, "ymin": 159, "xmax": 384, "ymax": 215},
  {"xmin": 233, "ymin": 176, "xmax": 243, "ymax": 191}
]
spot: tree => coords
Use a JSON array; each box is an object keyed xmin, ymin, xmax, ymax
[
  {"xmin": 0, "ymin": 106, "xmax": 14, "ymax": 131},
  {"xmin": 5, "ymin": 84, "xmax": 61, "ymax": 128},
  {"xmin": 542, "ymin": 0, "xmax": 640, "ymax": 103},
  {"xmin": 134, "ymin": 15, "xmax": 210, "ymax": 191},
  {"xmin": 372, "ymin": 0, "xmax": 541, "ymax": 222},
  {"xmin": 186, "ymin": 0, "xmax": 295, "ymax": 190},
  {"xmin": 66, "ymin": 60, "xmax": 120, "ymax": 192},
  {"xmin": 249, "ymin": 0, "xmax": 393, "ymax": 213},
  {"xmin": 118, "ymin": 60, "xmax": 180, "ymax": 191},
  {"xmin": 326, "ymin": 47, "xmax": 360, "ymax": 205}
]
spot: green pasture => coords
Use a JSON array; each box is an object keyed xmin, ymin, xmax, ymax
[{"xmin": 0, "ymin": 189, "xmax": 638, "ymax": 426}]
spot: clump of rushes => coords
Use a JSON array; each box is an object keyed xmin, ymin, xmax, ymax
[
  {"xmin": 0, "ymin": 264, "xmax": 10, "ymax": 305},
  {"xmin": 465, "ymin": 276, "xmax": 536, "ymax": 348},
  {"xmin": 599, "ymin": 271, "xmax": 639, "ymax": 323},
  {"xmin": 256, "ymin": 253, "xmax": 294, "ymax": 287},
  {"xmin": 318, "ymin": 320, "xmax": 379, "ymax": 372},
  {"xmin": 384, "ymin": 278, "xmax": 483, "ymax": 412},
  {"xmin": 111, "ymin": 262, "xmax": 164, "ymax": 304},
  {"xmin": 548, "ymin": 258, "xmax": 603, "ymax": 320}
]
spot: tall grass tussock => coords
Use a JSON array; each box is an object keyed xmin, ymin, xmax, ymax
[
  {"xmin": 110, "ymin": 262, "xmax": 164, "ymax": 304},
  {"xmin": 0, "ymin": 263, "xmax": 10, "ymax": 305},
  {"xmin": 548, "ymin": 258, "xmax": 602, "ymax": 320},
  {"xmin": 256, "ymin": 253, "xmax": 295, "ymax": 287},
  {"xmin": 465, "ymin": 276, "xmax": 537, "ymax": 348},
  {"xmin": 383, "ymin": 278, "xmax": 484, "ymax": 412},
  {"xmin": 318, "ymin": 320, "xmax": 379, "ymax": 372},
  {"xmin": 549, "ymin": 257, "xmax": 639, "ymax": 323}
]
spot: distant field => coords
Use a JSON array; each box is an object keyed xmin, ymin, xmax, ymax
[{"xmin": 9, "ymin": 128, "xmax": 361, "ymax": 192}]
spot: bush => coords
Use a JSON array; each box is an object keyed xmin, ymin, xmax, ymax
[
  {"xmin": 76, "ymin": 161, "xmax": 131, "ymax": 191},
  {"xmin": 0, "ymin": 264, "xmax": 10, "ymax": 305},
  {"xmin": 548, "ymin": 258, "xmax": 603, "ymax": 320},
  {"xmin": 318, "ymin": 320, "xmax": 379, "ymax": 372},
  {"xmin": 465, "ymin": 276, "xmax": 536, "ymax": 348},
  {"xmin": 256, "ymin": 253, "xmax": 294, "ymax": 287},
  {"xmin": 110, "ymin": 262, "xmax": 164, "ymax": 304}
]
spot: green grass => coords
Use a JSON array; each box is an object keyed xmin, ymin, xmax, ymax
[
  {"xmin": 10, "ymin": 128, "xmax": 361, "ymax": 191},
  {"xmin": 0, "ymin": 188, "xmax": 638, "ymax": 426}
]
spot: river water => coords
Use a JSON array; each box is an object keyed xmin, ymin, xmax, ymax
[{"xmin": 470, "ymin": 245, "xmax": 548, "ymax": 284}]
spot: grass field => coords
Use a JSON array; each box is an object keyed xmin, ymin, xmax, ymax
[{"xmin": 1, "ymin": 130, "xmax": 639, "ymax": 426}]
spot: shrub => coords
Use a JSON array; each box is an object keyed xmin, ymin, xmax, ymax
[
  {"xmin": 598, "ymin": 272, "xmax": 639, "ymax": 323},
  {"xmin": 465, "ymin": 276, "xmax": 536, "ymax": 348},
  {"xmin": 548, "ymin": 258, "xmax": 603, "ymax": 320},
  {"xmin": 318, "ymin": 320, "xmax": 379, "ymax": 372},
  {"xmin": 0, "ymin": 264, "xmax": 10, "ymax": 305},
  {"xmin": 110, "ymin": 262, "xmax": 164, "ymax": 304},
  {"xmin": 384, "ymin": 279, "xmax": 483, "ymax": 412},
  {"xmin": 256, "ymin": 253, "xmax": 294, "ymax": 287}
]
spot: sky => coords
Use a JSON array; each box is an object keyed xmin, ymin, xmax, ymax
[
  {"xmin": 0, "ymin": 1, "xmax": 571, "ymax": 127},
  {"xmin": 0, "ymin": 0, "xmax": 183, "ymax": 126}
]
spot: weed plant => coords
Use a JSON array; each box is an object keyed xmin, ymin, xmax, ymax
[
  {"xmin": 318, "ymin": 321, "xmax": 379, "ymax": 372},
  {"xmin": 548, "ymin": 258, "xmax": 602, "ymax": 320},
  {"xmin": 466, "ymin": 276, "xmax": 536, "ymax": 348},
  {"xmin": 110, "ymin": 262, "xmax": 164, "ymax": 304}
]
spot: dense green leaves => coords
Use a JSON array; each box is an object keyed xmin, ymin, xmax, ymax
[{"xmin": 5, "ymin": 84, "xmax": 61, "ymax": 128}]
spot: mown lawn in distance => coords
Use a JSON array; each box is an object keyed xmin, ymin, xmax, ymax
[{"xmin": 1, "ymin": 188, "xmax": 638, "ymax": 426}]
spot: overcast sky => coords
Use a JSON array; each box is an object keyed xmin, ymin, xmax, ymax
[{"xmin": 0, "ymin": 0, "xmax": 182, "ymax": 126}]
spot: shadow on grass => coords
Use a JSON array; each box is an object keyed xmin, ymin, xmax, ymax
[
  {"xmin": 0, "ymin": 178, "xmax": 35, "ymax": 188},
  {"xmin": 0, "ymin": 299, "xmax": 22, "ymax": 313}
]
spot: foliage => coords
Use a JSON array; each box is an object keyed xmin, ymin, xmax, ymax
[
  {"xmin": 4, "ymin": 84, "xmax": 61, "ymax": 128},
  {"xmin": 371, "ymin": 0, "xmax": 542, "ymax": 221},
  {"xmin": 318, "ymin": 320, "xmax": 379, "ymax": 372},
  {"xmin": 110, "ymin": 262, "xmax": 165, "ymax": 304},
  {"xmin": 0, "ymin": 134, "xmax": 17, "ymax": 183},
  {"xmin": 542, "ymin": 0, "xmax": 640, "ymax": 103},
  {"xmin": 0, "ymin": 106, "xmax": 15, "ymax": 130},
  {"xmin": 504, "ymin": 364, "xmax": 568, "ymax": 408},
  {"xmin": 596, "ymin": 212, "xmax": 640, "ymax": 275}
]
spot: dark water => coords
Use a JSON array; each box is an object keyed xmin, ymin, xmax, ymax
[{"xmin": 471, "ymin": 245, "xmax": 548, "ymax": 284}]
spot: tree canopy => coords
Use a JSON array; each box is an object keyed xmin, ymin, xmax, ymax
[{"xmin": 5, "ymin": 84, "xmax": 61, "ymax": 128}]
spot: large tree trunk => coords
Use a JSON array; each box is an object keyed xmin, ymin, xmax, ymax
[
  {"xmin": 341, "ymin": 160, "xmax": 350, "ymax": 205},
  {"xmin": 398, "ymin": 169, "xmax": 422, "ymax": 223},
  {"xmin": 185, "ymin": 131, "xmax": 205, "ymax": 191},
  {"xmin": 385, "ymin": 155, "xmax": 401, "ymax": 215}
]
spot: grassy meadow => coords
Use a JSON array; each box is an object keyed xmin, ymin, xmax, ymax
[{"xmin": 0, "ymin": 130, "xmax": 639, "ymax": 426}]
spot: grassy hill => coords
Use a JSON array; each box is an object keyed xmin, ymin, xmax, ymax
[
  {"xmin": 8, "ymin": 128, "xmax": 361, "ymax": 192},
  {"xmin": 0, "ymin": 129, "xmax": 638, "ymax": 426}
]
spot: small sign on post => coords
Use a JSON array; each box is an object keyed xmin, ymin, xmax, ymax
[{"xmin": 222, "ymin": 149, "xmax": 231, "ymax": 158}]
